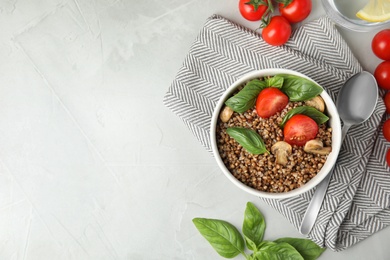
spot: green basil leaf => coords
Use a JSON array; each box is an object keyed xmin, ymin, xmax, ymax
[
  {"xmin": 225, "ymin": 79, "xmax": 267, "ymax": 113},
  {"xmin": 252, "ymin": 241, "xmax": 304, "ymax": 260},
  {"xmin": 242, "ymin": 202, "xmax": 266, "ymax": 251},
  {"xmin": 192, "ymin": 218, "xmax": 245, "ymax": 258},
  {"xmin": 245, "ymin": 236, "xmax": 258, "ymax": 252},
  {"xmin": 226, "ymin": 127, "xmax": 268, "ymax": 155},
  {"xmin": 266, "ymin": 75, "xmax": 284, "ymax": 88},
  {"xmin": 275, "ymin": 238, "xmax": 326, "ymax": 260},
  {"xmin": 280, "ymin": 106, "xmax": 329, "ymax": 128},
  {"xmin": 256, "ymin": 240, "xmax": 275, "ymax": 250},
  {"xmin": 279, "ymin": 74, "xmax": 323, "ymax": 101}
]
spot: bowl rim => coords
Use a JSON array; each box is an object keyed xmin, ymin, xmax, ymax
[
  {"xmin": 210, "ymin": 68, "xmax": 342, "ymax": 199},
  {"xmin": 321, "ymin": 0, "xmax": 390, "ymax": 32}
]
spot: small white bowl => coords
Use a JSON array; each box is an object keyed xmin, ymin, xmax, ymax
[
  {"xmin": 210, "ymin": 69, "xmax": 342, "ymax": 199},
  {"xmin": 321, "ymin": 0, "xmax": 390, "ymax": 32}
]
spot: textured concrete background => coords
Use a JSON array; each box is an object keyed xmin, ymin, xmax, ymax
[{"xmin": 0, "ymin": 0, "xmax": 387, "ymax": 259}]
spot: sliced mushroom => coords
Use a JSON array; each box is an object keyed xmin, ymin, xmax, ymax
[
  {"xmin": 305, "ymin": 96, "xmax": 325, "ymax": 112},
  {"xmin": 271, "ymin": 141, "xmax": 292, "ymax": 166},
  {"xmin": 304, "ymin": 139, "xmax": 332, "ymax": 155},
  {"xmin": 220, "ymin": 106, "xmax": 234, "ymax": 123}
]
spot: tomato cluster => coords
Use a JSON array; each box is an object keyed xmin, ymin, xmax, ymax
[
  {"xmin": 372, "ymin": 27, "xmax": 390, "ymax": 92},
  {"xmin": 239, "ymin": 0, "xmax": 312, "ymax": 46},
  {"xmin": 372, "ymin": 29, "xmax": 390, "ymax": 167},
  {"xmin": 373, "ymin": 29, "xmax": 390, "ymax": 91}
]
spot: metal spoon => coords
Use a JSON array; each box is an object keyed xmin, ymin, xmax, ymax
[{"xmin": 299, "ymin": 71, "xmax": 378, "ymax": 235}]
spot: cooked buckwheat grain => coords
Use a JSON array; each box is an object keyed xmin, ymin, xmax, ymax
[{"xmin": 216, "ymin": 101, "xmax": 332, "ymax": 193}]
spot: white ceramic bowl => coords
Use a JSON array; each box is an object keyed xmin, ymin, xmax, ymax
[{"xmin": 210, "ymin": 69, "xmax": 342, "ymax": 199}]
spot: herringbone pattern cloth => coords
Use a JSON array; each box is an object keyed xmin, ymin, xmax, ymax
[{"xmin": 163, "ymin": 15, "xmax": 389, "ymax": 251}]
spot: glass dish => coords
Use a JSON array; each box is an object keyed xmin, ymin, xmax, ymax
[{"xmin": 321, "ymin": 0, "xmax": 390, "ymax": 32}]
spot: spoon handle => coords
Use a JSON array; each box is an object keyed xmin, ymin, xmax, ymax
[
  {"xmin": 299, "ymin": 169, "xmax": 333, "ymax": 235},
  {"xmin": 341, "ymin": 123, "xmax": 351, "ymax": 142},
  {"xmin": 299, "ymin": 124, "xmax": 352, "ymax": 235}
]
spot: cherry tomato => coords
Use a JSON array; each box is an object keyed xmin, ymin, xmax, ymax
[
  {"xmin": 386, "ymin": 149, "xmax": 390, "ymax": 167},
  {"xmin": 383, "ymin": 119, "xmax": 390, "ymax": 142},
  {"xmin": 384, "ymin": 92, "xmax": 390, "ymax": 114},
  {"xmin": 256, "ymin": 88, "xmax": 289, "ymax": 118},
  {"xmin": 284, "ymin": 114, "xmax": 318, "ymax": 146},
  {"xmin": 374, "ymin": 61, "xmax": 390, "ymax": 90},
  {"xmin": 239, "ymin": 0, "xmax": 269, "ymax": 21},
  {"xmin": 372, "ymin": 29, "xmax": 390, "ymax": 61},
  {"xmin": 262, "ymin": 16, "xmax": 292, "ymax": 46},
  {"xmin": 279, "ymin": 0, "xmax": 312, "ymax": 23}
]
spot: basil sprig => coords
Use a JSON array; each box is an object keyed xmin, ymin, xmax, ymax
[
  {"xmin": 280, "ymin": 106, "xmax": 329, "ymax": 127},
  {"xmin": 279, "ymin": 74, "xmax": 323, "ymax": 101},
  {"xmin": 226, "ymin": 127, "xmax": 268, "ymax": 155},
  {"xmin": 193, "ymin": 202, "xmax": 326, "ymax": 259},
  {"xmin": 225, "ymin": 79, "xmax": 266, "ymax": 113}
]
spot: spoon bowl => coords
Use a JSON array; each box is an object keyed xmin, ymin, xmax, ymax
[
  {"xmin": 300, "ymin": 71, "xmax": 378, "ymax": 235},
  {"xmin": 337, "ymin": 71, "xmax": 378, "ymax": 127}
]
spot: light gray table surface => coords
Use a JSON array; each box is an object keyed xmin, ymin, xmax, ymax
[{"xmin": 0, "ymin": 0, "xmax": 388, "ymax": 259}]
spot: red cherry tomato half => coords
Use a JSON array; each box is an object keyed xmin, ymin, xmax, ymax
[
  {"xmin": 384, "ymin": 92, "xmax": 390, "ymax": 114},
  {"xmin": 279, "ymin": 0, "xmax": 312, "ymax": 23},
  {"xmin": 239, "ymin": 0, "xmax": 268, "ymax": 21},
  {"xmin": 284, "ymin": 114, "xmax": 318, "ymax": 146},
  {"xmin": 374, "ymin": 61, "xmax": 390, "ymax": 90},
  {"xmin": 383, "ymin": 119, "xmax": 390, "ymax": 142},
  {"xmin": 262, "ymin": 16, "xmax": 292, "ymax": 46},
  {"xmin": 256, "ymin": 87, "xmax": 289, "ymax": 118},
  {"xmin": 386, "ymin": 149, "xmax": 390, "ymax": 167},
  {"xmin": 372, "ymin": 29, "xmax": 390, "ymax": 61}
]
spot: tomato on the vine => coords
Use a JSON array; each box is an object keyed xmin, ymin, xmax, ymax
[
  {"xmin": 278, "ymin": 0, "xmax": 312, "ymax": 23},
  {"xmin": 374, "ymin": 61, "xmax": 390, "ymax": 90},
  {"xmin": 384, "ymin": 92, "xmax": 390, "ymax": 114},
  {"xmin": 383, "ymin": 119, "xmax": 390, "ymax": 142},
  {"xmin": 239, "ymin": 0, "xmax": 269, "ymax": 21},
  {"xmin": 372, "ymin": 29, "xmax": 390, "ymax": 61},
  {"xmin": 262, "ymin": 16, "xmax": 291, "ymax": 46},
  {"xmin": 256, "ymin": 87, "xmax": 289, "ymax": 118},
  {"xmin": 284, "ymin": 114, "xmax": 318, "ymax": 146}
]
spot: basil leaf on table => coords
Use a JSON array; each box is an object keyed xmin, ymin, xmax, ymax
[
  {"xmin": 280, "ymin": 106, "xmax": 329, "ymax": 127},
  {"xmin": 242, "ymin": 202, "xmax": 266, "ymax": 251},
  {"xmin": 256, "ymin": 240, "xmax": 276, "ymax": 251},
  {"xmin": 225, "ymin": 79, "xmax": 267, "ymax": 113},
  {"xmin": 226, "ymin": 127, "xmax": 268, "ymax": 155},
  {"xmin": 279, "ymin": 74, "xmax": 323, "ymax": 101},
  {"xmin": 253, "ymin": 241, "xmax": 304, "ymax": 260},
  {"xmin": 245, "ymin": 238, "xmax": 257, "ymax": 254},
  {"xmin": 275, "ymin": 238, "xmax": 326, "ymax": 260},
  {"xmin": 192, "ymin": 218, "xmax": 245, "ymax": 258},
  {"xmin": 266, "ymin": 75, "xmax": 284, "ymax": 88}
]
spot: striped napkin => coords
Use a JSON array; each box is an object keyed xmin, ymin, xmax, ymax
[{"xmin": 163, "ymin": 15, "xmax": 389, "ymax": 251}]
